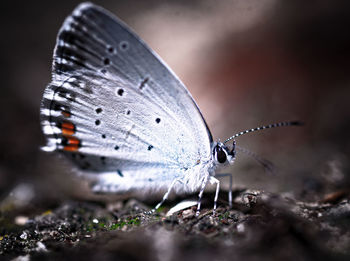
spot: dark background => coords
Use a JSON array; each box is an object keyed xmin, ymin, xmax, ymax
[{"xmin": 1, "ymin": 0, "xmax": 349, "ymax": 207}]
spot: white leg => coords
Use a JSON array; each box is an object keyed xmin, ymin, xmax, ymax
[
  {"xmin": 209, "ymin": 176, "xmax": 220, "ymax": 215},
  {"xmin": 196, "ymin": 174, "xmax": 209, "ymax": 216},
  {"xmin": 215, "ymin": 173, "xmax": 233, "ymax": 207},
  {"xmin": 153, "ymin": 178, "xmax": 182, "ymax": 212}
]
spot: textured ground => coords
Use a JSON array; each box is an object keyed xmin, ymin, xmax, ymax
[{"xmin": 1, "ymin": 188, "xmax": 349, "ymax": 261}]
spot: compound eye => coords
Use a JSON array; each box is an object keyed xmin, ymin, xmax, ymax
[{"xmin": 216, "ymin": 147, "xmax": 227, "ymax": 163}]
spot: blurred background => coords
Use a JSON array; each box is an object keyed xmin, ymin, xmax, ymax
[{"xmin": 1, "ymin": 0, "xmax": 349, "ymax": 210}]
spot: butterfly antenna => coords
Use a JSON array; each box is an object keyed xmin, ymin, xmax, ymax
[
  {"xmin": 236, "ymin": 145, "xmax": 275, "ymax": 174},
  {"xmin": 223, "ymin": 121, "xmax": 304, "ymax": 144}
]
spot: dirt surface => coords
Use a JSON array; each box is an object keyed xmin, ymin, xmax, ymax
[{"xmin": 1, "ymin": 189, "xmax": 350, "ymax": 261}]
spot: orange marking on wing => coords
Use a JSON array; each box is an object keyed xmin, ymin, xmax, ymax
[
  {"xmin": 67, "ymin": 137, "xmax": 80, "ymax": 145},
  {"xmin": 61, "ymin": 121, "xmax": 75, "ymax": 135},
  {"xmin": 62, "ymin": 128, "xmax": 74, "ymax": 136},
  {"xmin": 63, "ymin": 137, "xmax": 81, "ymax": 152},
  {"xmin": 63, "ymin": 145, "xmax": 79, "ymax": 152},
  {"xmin": 62, "ymin": 121, "xmax": 75, "ymax": 130},
  {"xmin": 61, "ymin": 111, "xmax": 71, "ymax": 118}
]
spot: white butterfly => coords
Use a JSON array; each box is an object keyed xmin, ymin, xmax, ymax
[{"xmin": 40, "ymin": 2, "xmax": 301, "ymax": 215}]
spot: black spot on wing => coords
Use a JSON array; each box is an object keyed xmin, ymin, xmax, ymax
[
  {"xmin": 103, "ymin": 58, "xmax": 110, "ymax": 65},
  {"xmin": 117, "ymin": 170, "xmax": 124, "ymax": 177},
  {"xmin": 107, "ymin": 46, "xmax": 115, "ymax": 54},
  {"xmin": 100, "ymin": 156, "xmax": 106, "ymax": 164},
  {"xmin": 119, "ymin": 41, "xmax": 129, "ymax": 51},
  {"xmin": 139, "ymin": 77, "xmax": 149, "ymax": 90}
]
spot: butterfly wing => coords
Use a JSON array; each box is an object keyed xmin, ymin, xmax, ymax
[{"xmin": 40, "ymin": 3, "xmax": 213, "ymax": 193}]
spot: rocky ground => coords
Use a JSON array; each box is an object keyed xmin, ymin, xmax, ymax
[{"xmin": 1, "ymin": 188, "xmax": 350, "ymax": 261}]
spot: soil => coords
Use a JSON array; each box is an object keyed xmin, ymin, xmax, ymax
[{"xmin": 1, "ymin": 189, "xmax": 350, "ymax": 261}]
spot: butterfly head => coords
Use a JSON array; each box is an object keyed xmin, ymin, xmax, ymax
[
  {"xmin": 212, "ymin": 140, "xmax": 236, "ymax": 166},
  {"xmin": 213, "ymin": 121, "xmax": 303, "ymax": 167}
]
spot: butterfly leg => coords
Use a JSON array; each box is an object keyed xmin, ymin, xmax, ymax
[
  {"xmin": 153, "ymin": 178, "xmax": 183, "ymax": 213},
  {"xmin": 215, "ymin": 173, "xmax": 233, "ymax": 207},
  {"xmin": 208, "ymin": 176, "xmax": 220, "ymax": 215},
  {"xmin": 196, "ymin": 174, "xmax": 210, "ymax": 216}
]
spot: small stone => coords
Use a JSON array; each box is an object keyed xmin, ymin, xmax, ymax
[
  {"xmin": 182, "ymin": 209, "xmax": 195, "ymax": 219},
  {"xmin": 20, "ymin": 231, "xmax": 27, "ymax": 240},
  {"xmin": 237, "ymin": 223, "xmax": 245, "ymax": 233},
  {"xmin": 35, "ymin": 242, "xmax": 48, "ymax": 252},
  {"xmin": 15, "ymin": 216, "xmax": 28, "ymax": 226}
]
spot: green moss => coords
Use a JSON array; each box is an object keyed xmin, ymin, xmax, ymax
[
  {"xmin": 218, "ymin": 211, "xmax": 230, "ymax": 220},
  {"xmin": 109, "ymin": 223, "xmax": 119, "ymax": 230},
  {"xmin": 155, "ymin": 206, "xmax": 165, "ymax": 213},
  {"xmin": 128, "ymin": 217, "xmax": 140, "ymax": 226},
  {"xmin": 108, "ymin": 217, "xmax": 140, "ymax": 230}
]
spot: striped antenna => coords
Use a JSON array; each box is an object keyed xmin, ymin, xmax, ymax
[{"xmin": 223, "ymin": 121, "xmax": 304, "ymax": 144}]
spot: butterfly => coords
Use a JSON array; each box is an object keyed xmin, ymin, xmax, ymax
[{"xmin": 40, "ymin": 2, "xmax": 302, "ymax": 215}]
